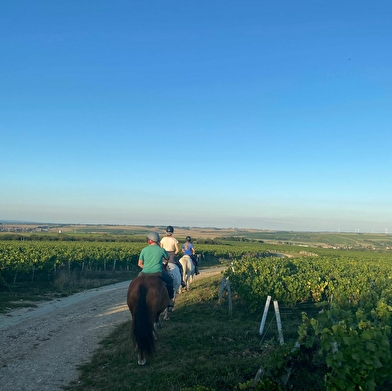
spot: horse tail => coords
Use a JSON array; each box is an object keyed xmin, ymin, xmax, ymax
[{"xmin": 132, "ymin": 283, "xmax": 155, "ymax": 356}]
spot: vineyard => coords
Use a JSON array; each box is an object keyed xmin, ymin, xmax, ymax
[
  {"xmin": 224, "ymin": 254, "xmax": 392, "ymax": 390},
  {"xmin": 0, "ymin": 238, "xmax": 276, "ymax": 287},
  {"xmin": 1, "ymin": 235, "xmax": 392, "ymax": 390},
  {"xmin": 0, "ymin": 241, "xmax": 145, "ymax": 285}
]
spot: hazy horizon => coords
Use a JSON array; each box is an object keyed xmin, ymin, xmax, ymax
[{"xmin": 1, "ymin": 219, "xmax": 389, "ymax": 235}]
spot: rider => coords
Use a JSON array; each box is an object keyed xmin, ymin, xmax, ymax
[
  {"xmin": 182, "ymin": 236, "xmax": 199, "ymax": 275},
  {"xmin": 138, "ymin": 231, "xmax": 174, "ymax": 301},
  {"xmin": 160, "ymin": 225, "xmax": 186, "ymax": 288}
]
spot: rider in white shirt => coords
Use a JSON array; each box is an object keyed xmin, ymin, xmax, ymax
[{"xmin": 160, "ymin": 226, "xmax": 186, "ymax": 287}]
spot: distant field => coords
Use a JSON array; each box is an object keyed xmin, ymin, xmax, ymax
[
  {"xmin": 0, "ymin": 223, "xmax": 244, "ymax": 239},
  {"xmin": 236, "ymin": 230, "xmax": 392, "ymax": 249},
  {"xmin": 1, "ymin": 223, "xmax": 392, "ymax": 251}
]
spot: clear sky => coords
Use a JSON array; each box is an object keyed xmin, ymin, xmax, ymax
[{"xmin": 1, "ymin": 1, "xmax": 391, "ymax": 232}]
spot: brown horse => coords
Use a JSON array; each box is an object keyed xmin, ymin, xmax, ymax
[{"xmin": 127, "ymin": 274, "xmax": 170, "ymax": 365}]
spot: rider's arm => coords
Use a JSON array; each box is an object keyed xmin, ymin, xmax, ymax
[
  {"xmin": 174, "ymin": 242, "xmax": 179, "ymax": 254},
  {"xmin": 138, "ymin": 259, "xmax": 144, "ymax": 269}
]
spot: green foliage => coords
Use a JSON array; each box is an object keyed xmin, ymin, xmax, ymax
[
  {"xmin": 224, "ymin": 255, "xmax": 392, "ymax": 311},
  {"xmin": 0, "ymin": 241, "xmax": 145, "ymax": 284},
  {"xmin": 234, "ymin": 378, "xmax": 284, "ymax": 390},
  {"xmin": 298, "ymin": 303, "xmax": 392, "ymax": 391},
  {"xmin": 224, "ymin": 253, "xmax": 392, "ymax": 390},
  {"xmin": 0, "ymin": 272, "xmax": 8, "ymax": 291}
]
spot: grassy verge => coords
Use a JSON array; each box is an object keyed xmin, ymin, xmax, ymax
[{"xmin": 65, "ymin": 273, "xmax": 330, "ymax": 391}]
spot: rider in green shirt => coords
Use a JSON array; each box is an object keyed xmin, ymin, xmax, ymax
[{"xmin": 138, "ymin": 232, "xmax": 174, "ymax": 299}]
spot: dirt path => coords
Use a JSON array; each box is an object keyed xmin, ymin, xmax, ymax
[{"xmin": 0, "ymin": 267, "xmax": 223, "ymax": 391}]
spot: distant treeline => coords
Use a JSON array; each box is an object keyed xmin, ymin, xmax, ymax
[
  {"xmin": 218, "ymin": 236, "xmax": 264, "ymax": 243},
  {"xmin": 0, "ymin": 233, "xmax": 225, "ymax": 244},
  {"xmin": 0, "ymin": 233, "xmax": 265, "ymax": 246},
  {"xmin": 0, "ymin": 234, "xmax": 145, "ymax": 242}
]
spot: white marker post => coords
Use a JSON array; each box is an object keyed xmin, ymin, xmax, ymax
[
  {"xmin": 259, "ymin": 295, "xmax": 272, "ymax": 335},
  {"xmin": 218, "ymin": 277, "xmax": 233, "ymax": 316},
  {"xmin": 273, "ymin": 300, "xmax": 284, "ymax": 345}
]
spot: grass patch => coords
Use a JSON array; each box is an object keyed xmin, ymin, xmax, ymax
[{"xmin": 65, "ymin": 274, "xmax": 329, "ymax": 391}]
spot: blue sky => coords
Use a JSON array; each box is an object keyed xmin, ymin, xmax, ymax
[{"xmin": 1, "ymin": 1, "xmax": 391, "ymax": 232}]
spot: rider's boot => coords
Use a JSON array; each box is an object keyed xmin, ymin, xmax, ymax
[
  {"xmin": 168, "ymin": 285, "xmax": 174, "ymax": 300},
  {"xmin": 176, "ymin": 261, "xmax": 187, "ymax": 287}
]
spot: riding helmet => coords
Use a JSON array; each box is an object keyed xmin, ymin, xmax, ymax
[
  {"xmin": 186, "ymin": 236, "xmax": 191, "ymax": 242},
  {"xmin": 166, "ymin": 225, "xmax": 174, "ymax": 233},
  {"xmin": 147, "ymin": 232, "xmax": 160, "ymax": 242}
]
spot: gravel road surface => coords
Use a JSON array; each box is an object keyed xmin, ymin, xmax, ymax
[
  {"xmin": 0, "ymin": 267, "xmax": 223, "ymax": 391},
  {"xmin": 0, "ymin": 281, "xmax": 131, "ymax": 391}
]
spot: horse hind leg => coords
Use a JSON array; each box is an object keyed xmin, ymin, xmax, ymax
[
  {"xmin": 134, "ymin": 343, "xmax": 147, "ymax": 366},
  {"xmin": 163, "ymin": 298, "xmax": 175, "ymax": 321},
  {"xmin": 163, "ymin": 303, "xmax": 173, "ymax": 321},
  {"xmin": 137, "ymin": 352, "xmax": 146, "ymax": 366},
  {"xmin": 185, "ymin": 271, "xmax": 191, "ymax": 290}
]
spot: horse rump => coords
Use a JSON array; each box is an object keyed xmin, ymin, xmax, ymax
[{"xmin": 127, "ymin": 275, "xmax": 170, "ymax": 363}]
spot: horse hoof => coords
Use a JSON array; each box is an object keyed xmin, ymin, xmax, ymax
[{"xmin": 138, "ymin": 358, "xmax": 147, "ymax": 365}]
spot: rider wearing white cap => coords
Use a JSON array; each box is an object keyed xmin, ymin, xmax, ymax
[{"xmin": 160, "ymin": 226, "xmax": 186, "ymax": 287}]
